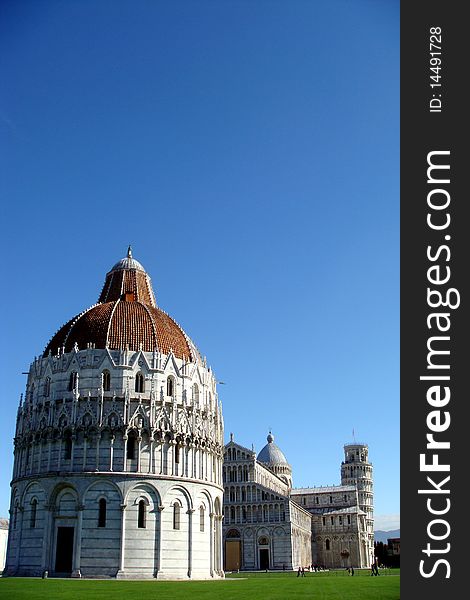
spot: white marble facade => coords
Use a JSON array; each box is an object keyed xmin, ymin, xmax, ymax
[
  {"xmin": 223, "ymin": 436, "xmax": 374, "ymax": 570},
  {"xmin": 4, "ymin": 252, "xmax": 224, "ymax": 579},
  {"xmin": 222, "ymin": 436, "xmax": 313, "ymax": 571},
  {"xmin": 4, "ymin": 250, "xmax": 373, "ymax": 579}
]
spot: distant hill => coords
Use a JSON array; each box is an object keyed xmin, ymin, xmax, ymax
[{"xmin": 375, "ymin": 529, "xmax": 400, "ymax": 543}]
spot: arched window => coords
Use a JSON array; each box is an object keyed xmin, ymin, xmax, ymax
[
  {"xmin": 68, "ymin": 371, "xmax": 78, "ymax": 392},
  {"xmin": 226, "ymin": 528, "xmax": 240, "ymax": 539},
  {"xmin": 102, "ymin": 370, "xmax": 111, "ymax": 392},
  {"xmin": 199, "ymin": 505, "xmax": 205, "ymax": 532},
  {"xmin": 135, "ymin": 372, "xmax": 144, "ymax": 393},
  {"xmin": 325, "ymin": 539, "xmax": 330, "ymax": 551},
  {"xmin": 44, "ymin": 377, "xmax": 51, "ymax": 397},
  {"xmin": 173, "ymin": 503, "xmax": 181, "ymax": 530},
  {"xmin": 167, "ymin": 377, "xmax": 174, "ymax": 397},
  {"xmin": 64, "ymin": 431, "xmax": 72, "ymax": 460},
  {"xmin": 126, "ymin": 431, "xmax": 136, "ymax": 460},
  {"xmin": 98, "ymin": 498, "xmax": 107, "ymax": 528},
  {"xmin": 13, "ymin": 503, "xmax": 18, "ymax": 529},
  {"xmin": 138, "ymin": 499, "xmax": 146, "ymax": 528},
  {"xmin": 30, "ymin": 498, "xmax": 37, "ymax": 528}
]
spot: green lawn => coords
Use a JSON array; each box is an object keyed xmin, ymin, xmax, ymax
[{"xmin": 0, "ymin": 570, "xmax": 400, "ymax": 600}]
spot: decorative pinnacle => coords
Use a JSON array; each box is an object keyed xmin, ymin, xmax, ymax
[{"xmin": 127, "ymin": 245, "xmax": 132, "ymax": 258}]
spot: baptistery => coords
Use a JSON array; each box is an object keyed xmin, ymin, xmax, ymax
[{"xmin": 5, "ymin": 248, "xmax": 224, "ymax": 579}]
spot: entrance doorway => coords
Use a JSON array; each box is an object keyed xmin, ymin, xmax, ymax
[
  {"xmin": 259, "ymin": 548, "xmax": 269, "ymax": 569},
  {"xmin": 55, "ymin": 526, "xmax": 74, "ymax": 573},
  {"xmin": 225, "ymin": 540, "xmax": 241, "ymax": 570}
]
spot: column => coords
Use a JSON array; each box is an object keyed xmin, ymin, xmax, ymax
[
  {"xmin": 71, "ymin": 504, "xmax": 83, "ymax": 577},
  {"xmin": 29, "ymin": 442, "xmax": 35, "ymax": 476},
  {"xmin": 170, "ymin": 440, "xmax": 176, "ymax": 476},
  {"xmin": 20, "ymin": 445, "xmax": 25, "ymax": 476},
  {"xmin": 123, "ymin": 435, "xmax": 128, "ymax": 472},
  {"xmin": 47, "ymin": 437, "xmax": 52, "ymax": 472},
  {"xmin": 57, "ymin": 439, "xmax": 62, "ymax": 471},
  {"xmin": 110, "ymin": 435, "xmax": 115, "ymax": 471},
  {"xmin": 12, "ymin": 447, "xmax": 18, "ymax": 479},
  {"xmin": 95, "ymin": 432, "xmax": 101, "ymax": 470},
  {"xmin": 116, "ymin": 503, "xmax": 127, "ymax": 577},
  {"xmin": 172, "ymin": 441, "xmax": 178, "ymax": 477},
  {"xmin": 14, "ymin": 504, "xmax": 24, "ymax": 573},
  {"xmin": 148, "ymin": 437, "xmax": 154, "ymax": 474},
  {"xmin": 158, "ymin": 440, "xmax": 163, "ymax": 475},
  {"xmin": 216, "ymin": 515, "xmax": 224, "ymax": 575},
  {"xmin": 37, "ymin": 441, "xmax": 42, "ymax": 474},
  {"xmin": 209, "ymin": 512, "xmax": 214, "ymax": 577},
  {"xmin": 70, "ymin": 433, "xmax": 76, "ymax": 471},
  {"xmin": 180, "ymin": 442, "xmax": 185, "ymax": 477},
  {"xmin": 82, "ymin": 435, "xmax": 87, "ymax": 470},
  {"xmin": 156, "ymin": 505, "xmax": 165, "ymax": 577},
  {"xmin": 357, "ymin": 532, "xmax": 364, "ymax": 568},
  {"xmin": 41, "ymin": 504, "xmax": 53, "ymax": 573},
  {"xmin": 137, "ymin": 436, "xmax": 142, "ymax": 472},
  {"xmin": 187, "ymin": 509, "xmax": 194, "ymax": 578}
]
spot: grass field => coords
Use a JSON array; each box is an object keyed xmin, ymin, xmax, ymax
[{"xmin": 0, "ymin": 570, "xmax": 400, "ymax": 600}]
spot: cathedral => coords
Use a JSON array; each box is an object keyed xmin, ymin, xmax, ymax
[
  {"xmin": 4, "ymin": 249, "xmax": 224, "ymax": 579},
  {"xmin": 222, "ymin": 434, "xmax": 374, "ymax": 570},
  {"xmin": 4, "ymin": 249, "xmax": 373, "ymax": 578}
]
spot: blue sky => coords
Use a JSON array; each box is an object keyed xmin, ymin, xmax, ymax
[{"xmin": 0, "ymin": 0, "xmax": 399, "ymax": 529}]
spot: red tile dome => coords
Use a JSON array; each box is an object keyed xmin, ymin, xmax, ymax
[{"xmin": 43, "ymin": 248, "xmax": 200, "ymax": 361}]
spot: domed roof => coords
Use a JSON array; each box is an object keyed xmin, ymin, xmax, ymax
[
  {"xmin": 109, "ymin": 246, "xmax": 145, "ymax": 273},
  {"xmin": 257, "ymin": 432, "xmax": 289, "ymax": 466},
  {"xmin": 43, "ymin": 248, "xmax": 201, "ymax": 361}
]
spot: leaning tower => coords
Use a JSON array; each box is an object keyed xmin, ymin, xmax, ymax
[{"xmin": 341, "ymin": 443, "xmax": 374, "ymax": 564}]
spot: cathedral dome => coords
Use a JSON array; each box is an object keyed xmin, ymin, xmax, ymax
[
  {"xmin": 43, "ymin": 247, "xmax": 200, "ymax": 361},
  {"xmin": 110, "ymin": 254, "xmax": 146, "ymax": 272},
  {"xmin": 257, "ymin": 432, "xmax": 289, "ymax": 466},
  {"xmin": 10, "ymin": 247, "xmax": 224, "ymax": 580}
]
